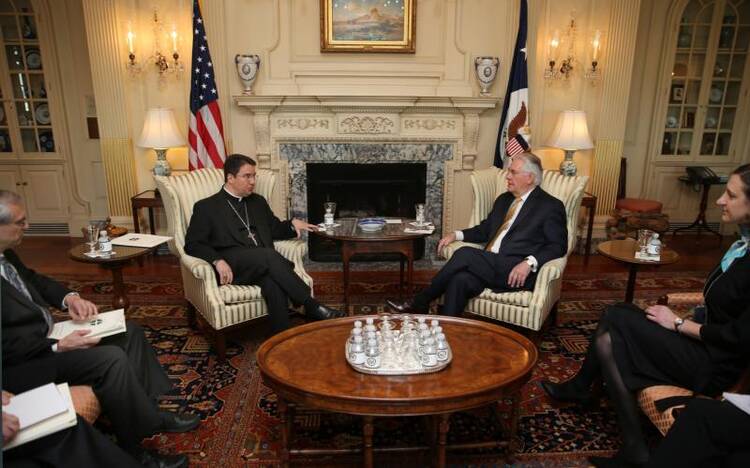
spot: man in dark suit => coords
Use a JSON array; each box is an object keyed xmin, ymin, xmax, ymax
[
  {"xmin": 388, "ymin": 152, "xmax": 567, "ymax": 316},
  {"xmin": 3, "ymin": 389, "xmax": 141, "ymax": 467},
  {"xmin": 0, "ymin": 190, "xmax": 197, "ymax": 468},
  {"xmin": 184, "ymin": 153, "xmax": 345, "ymax": 333}
]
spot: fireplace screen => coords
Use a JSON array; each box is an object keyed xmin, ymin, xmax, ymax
[{"xmin": 307, "ymin": 163, "xmax": 427, "ymax": 262}]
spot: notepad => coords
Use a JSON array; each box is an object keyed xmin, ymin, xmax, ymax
[
  {"xmin": 111, "ymin": 233, "xmax": 171, "ymax": 248},
  {"xmin": 3, "ymin": 383, "xmax": 77, "ymax": 451},
  {"xmin": 724, "ymin": 392, "xmax": 750, "ymax": 416},
  {"xmin": 49, "ymin": 309, "xmax": 127, "ymax": 340}
]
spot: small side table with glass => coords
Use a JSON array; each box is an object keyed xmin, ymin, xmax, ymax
[{"xmin": 597, "ymin": 238, "xmax": 680, "ymax": 303}]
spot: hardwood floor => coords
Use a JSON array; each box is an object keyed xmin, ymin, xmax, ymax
[{"xmin": 14, "ymin": 233, "xmax": 727, "ymax": 291}]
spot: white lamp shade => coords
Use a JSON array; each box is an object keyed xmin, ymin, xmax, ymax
[
  {"xmin": 137, "ymin": 108, "xmax": 185, "ymax": 149},
  {"xmin": 547, "ymin": 110, "xmax": 594, "ymax": 151}
]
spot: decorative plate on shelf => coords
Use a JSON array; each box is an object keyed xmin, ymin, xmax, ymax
[
  {"xmin": 34, "ymin": 103, "xmax": 50, "ymax": 124},
  {"xmin": 666, "ymin": 116, "xmax": 678, "ymax": 128},
  {"xmin": 38, "ymin": 131, "xmax": 54, "ymax": 152},
  {"xmin": 25, "ymin": 48, "xmax": 41, "ymax": 69},
  {"xmin": 709, "ymin": 87, "xmax": 723, "ymax": 103},
  {"xmin": 705, "ymin": 116, "xmax": 718, "ymax": 128}
]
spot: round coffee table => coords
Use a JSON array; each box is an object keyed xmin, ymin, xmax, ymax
[
  {"xmin": 257, "ymin": 315, "xmax": 537, "ymax": 467},
  {"xmin": 597, "ymin": 238, "xmax": 680, "ymax": 303},
  {"xmin": 312, "ymin": 218, "xmax": 434, "ymax": 313},
  {"xmin": 68, "ymin": 244, "xmax": 155, "ymax": 311}
]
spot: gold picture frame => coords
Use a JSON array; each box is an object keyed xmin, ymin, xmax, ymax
[{"xmin": 320, "ymin": 0, "xmax": 416, "ymax": 53}]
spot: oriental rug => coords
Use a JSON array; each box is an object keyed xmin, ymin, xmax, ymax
[{"xmin": 56, "ymin": 271, "xmax": 704, "ymax": 467}]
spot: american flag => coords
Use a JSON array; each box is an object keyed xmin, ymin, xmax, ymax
[
  {"xmin": 495, "ymin": 0, "xmax": 530, "ymax": 168},
  {"xmin": 505, "ymin": 133, "xmax": 530, "ymax": 157},
  {"xmin": 188, "ymin": 0, "xmax": 226, "ymax": 170}
]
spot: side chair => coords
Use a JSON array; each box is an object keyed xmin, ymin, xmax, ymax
[
  {"xmin": 441, "ymin": 167, "xmax": 588, "ymax": 336},
  {"xmin": 154, "ymin": 169, "xmax": 313, "ymax": 359}
]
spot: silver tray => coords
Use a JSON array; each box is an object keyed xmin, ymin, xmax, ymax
[{"xmin": 345, "ymin": 314, "xmax": 452, "ymax": 376}]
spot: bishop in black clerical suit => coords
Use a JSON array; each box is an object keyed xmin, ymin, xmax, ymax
[
  {"xmin": 388, "ymin": 152, "xmax": 568, "ymax": 316},
  {"xmin": 184, "ymin": 153, "xmax": 344, "ymax": 332},
  {"xmin": 0, "ymin": 191, "xmax": 195, "ymax": 468}
]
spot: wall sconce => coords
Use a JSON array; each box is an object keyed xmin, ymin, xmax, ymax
[
  {"xmin": 544, "ymin": 18, "xmax": 577, "ymax": 81},
  {"xmin": 544, "ymin": 17, "xmax": 602, "ymax": 83},
  {"xmin": 585, "ymin": 30, "xmax": 602, "ymax": 81},
  {"xmin": 125, "ymin": 11, "xmax": 184, "ymax": 80}
]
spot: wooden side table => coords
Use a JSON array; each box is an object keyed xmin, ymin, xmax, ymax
[
  {"xmin": 131, "ymin": 190, "xmax": 164, "ymax": 234},
  {"xmin": 69, "ymin": 244, "xmax": 155, "ymax": 311},
  {"xmin": 597, "ymin": 238, "xmax": 680, "ymax": 303},
  {"xmin": 581, "ymin": 192, "xmax": 597, "ymax": 265}
]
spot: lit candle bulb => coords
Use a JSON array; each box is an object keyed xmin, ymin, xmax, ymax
[
  {"xmin": 170, "ymin": 29, "xmax": 178, "ymax": 53},
  {"xmin": 592, "ymin": 30, "xmax": 601, "ymax": 61},
  {"xmin": 127, "ymin": 30, "xmax": 134, "ymax": 54},
  {"xmin": 550, "ymin": 30, "xmax": 560, "ymax": 51}
]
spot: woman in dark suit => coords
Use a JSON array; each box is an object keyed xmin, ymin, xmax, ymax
[{"xmin": 542, "ymin": 164, "xmax": 750, "ymax": 468}]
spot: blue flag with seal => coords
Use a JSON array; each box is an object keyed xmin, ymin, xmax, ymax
[{"xmin": 495, "ymin": 0, "xmax": 530, "ymax": 168}]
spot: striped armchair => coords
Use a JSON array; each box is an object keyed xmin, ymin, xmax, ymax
[
  {"xmin": 442, "ymin": 168, "xmax": 588, "ymax": 333},
  {"xmin": 154, "ymin": 169, "xmax": 312, "ymax": 359}
]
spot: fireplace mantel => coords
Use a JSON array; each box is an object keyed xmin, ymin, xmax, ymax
[{"xmin": 234, "ymin": 94, "xmax": 499, "ymax": 237}]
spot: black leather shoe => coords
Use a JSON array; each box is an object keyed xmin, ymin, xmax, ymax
[
  {"xmin": 159, "ymin": 411, "xmax": 201, "ymax": 433},
  {"xmin": 385, "ymin": 298, "xmax": 416, "ymax": 313},
  {"xmin": 540, "ymin": 380, "xmax": 596, "ymax": 406},
  {"xmin": 307, "ymin": 304, "xmax": 346, "ymax": 321},
  {"xmin": 138, "ymin": 449, "xmax": 189, "ymax": 468}
]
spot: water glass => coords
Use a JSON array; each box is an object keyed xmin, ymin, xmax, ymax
[
  {"xmin": 85, "ymin": 224, "xmax": 99, "ymax": 255},
  {"xmin": 637, "ymin": 229, "xmax": 653, "ymax": 255},
  {"xmin": 324, "ymin": 202, "xmax": 336, "ymax": 226},
  {"xmin": 415, "ymin": 203, "xmax": 426, "ymax": 226}
]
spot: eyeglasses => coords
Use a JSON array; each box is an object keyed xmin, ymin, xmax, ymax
[{"xmin": 3, "ymin": 217, "xmax": 27, "ymax": 227}]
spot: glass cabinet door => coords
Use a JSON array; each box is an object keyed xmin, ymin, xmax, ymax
[
  {"xmin": 661, "ymin": 0, "xmax": 749, "ymax": 160},
  {"xmin": 0, "ymin": 0, "xmax": 55, "ymax": 156}
]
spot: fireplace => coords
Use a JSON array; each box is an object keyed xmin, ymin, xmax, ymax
[{"xmin": 307, "ymin": 163, "xmax": 427, "ymax": 262}]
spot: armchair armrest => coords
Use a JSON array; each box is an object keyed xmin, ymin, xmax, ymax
[
  {"xmin": 440, "ymin": 241, "xmax": 483, "ymax": 260},
  {"xmin": 657, "ymin": 292, "xmax": 704, "ymax": 306},
  {"xmin": 273, "ymin": 239, "xmax": 307, "ymax": 264},
  {"xmin": 182, "ymin": 253, "xmax": 217, "ymax": 282},
  {"xmin": 533, "ymin": 256, "xmax": 565, "ymax": 292}
]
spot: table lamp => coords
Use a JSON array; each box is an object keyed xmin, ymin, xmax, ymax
[
  {"xmin": 137, "ymin": 108, "xmax": 185, "ymax": 177},
  {"xmin": 546, "ymin": 109, "xmax": 594, "ymax": 176}
]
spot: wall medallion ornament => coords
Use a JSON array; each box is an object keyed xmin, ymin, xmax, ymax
[
  {"xmin": 234, "ymin": 54, "xmax": 260, "ymax": 95},
  {"xmin": 474, "ymin": 56, "xmax": 500, "ymax": 96}
]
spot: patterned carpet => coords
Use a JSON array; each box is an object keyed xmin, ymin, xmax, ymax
[{"xmin": 57, "ymin": 272, "xmax": 705, "ymax": 467}]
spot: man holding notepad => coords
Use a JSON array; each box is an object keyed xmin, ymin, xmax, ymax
[{"xmin": 0, "ymin": 191, "xmax": 196, "ymax": 467}]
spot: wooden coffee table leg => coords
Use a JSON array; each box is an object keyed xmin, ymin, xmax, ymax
[
  {"xmin": 436, "ymin": 413, "xmax": 450, "ymax": 468},
  {"xmin": 278, "ymin": 398, "xmax": 290, "ymax": 467},
  {"xmin": 106, "ymin": 263, "xmax": 130, "ymax": 311},
  {"xmin": 625, "ymin": 263, "xmax": 639, "ymax": 303},
  {"xmin": 363, "ymin": 415, "xmax": 374, "ymax": 468},
  {"xmin": 506, "ymin": 392, "xmax": 522, "ymax": 463}
]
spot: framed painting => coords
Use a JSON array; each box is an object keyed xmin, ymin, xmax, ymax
[{"xmin": 320, "ymin": 0, "xmax": 416, "ymax": 53}]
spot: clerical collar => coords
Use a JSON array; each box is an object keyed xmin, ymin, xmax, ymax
[{"xmin": 223, "ymin": 186, "xmax": 244, "ymax": 202}]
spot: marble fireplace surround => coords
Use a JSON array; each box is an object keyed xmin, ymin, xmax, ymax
[{"xmin": 235, "ymin": 95, "xmax": 498, "ymax": 260}]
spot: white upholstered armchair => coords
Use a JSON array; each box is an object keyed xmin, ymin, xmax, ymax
[
  {"xmin": 154, "ymin": 169, "xmax": 312, "ymax": 358},
  {"xmin": 441, "ymin": 168, "xmax": 588, "ymax": 333}
]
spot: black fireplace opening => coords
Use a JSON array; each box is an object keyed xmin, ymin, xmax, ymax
[{"xmin": 307, "ymin": 163, "xmax": 427, "ymax": 262}]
